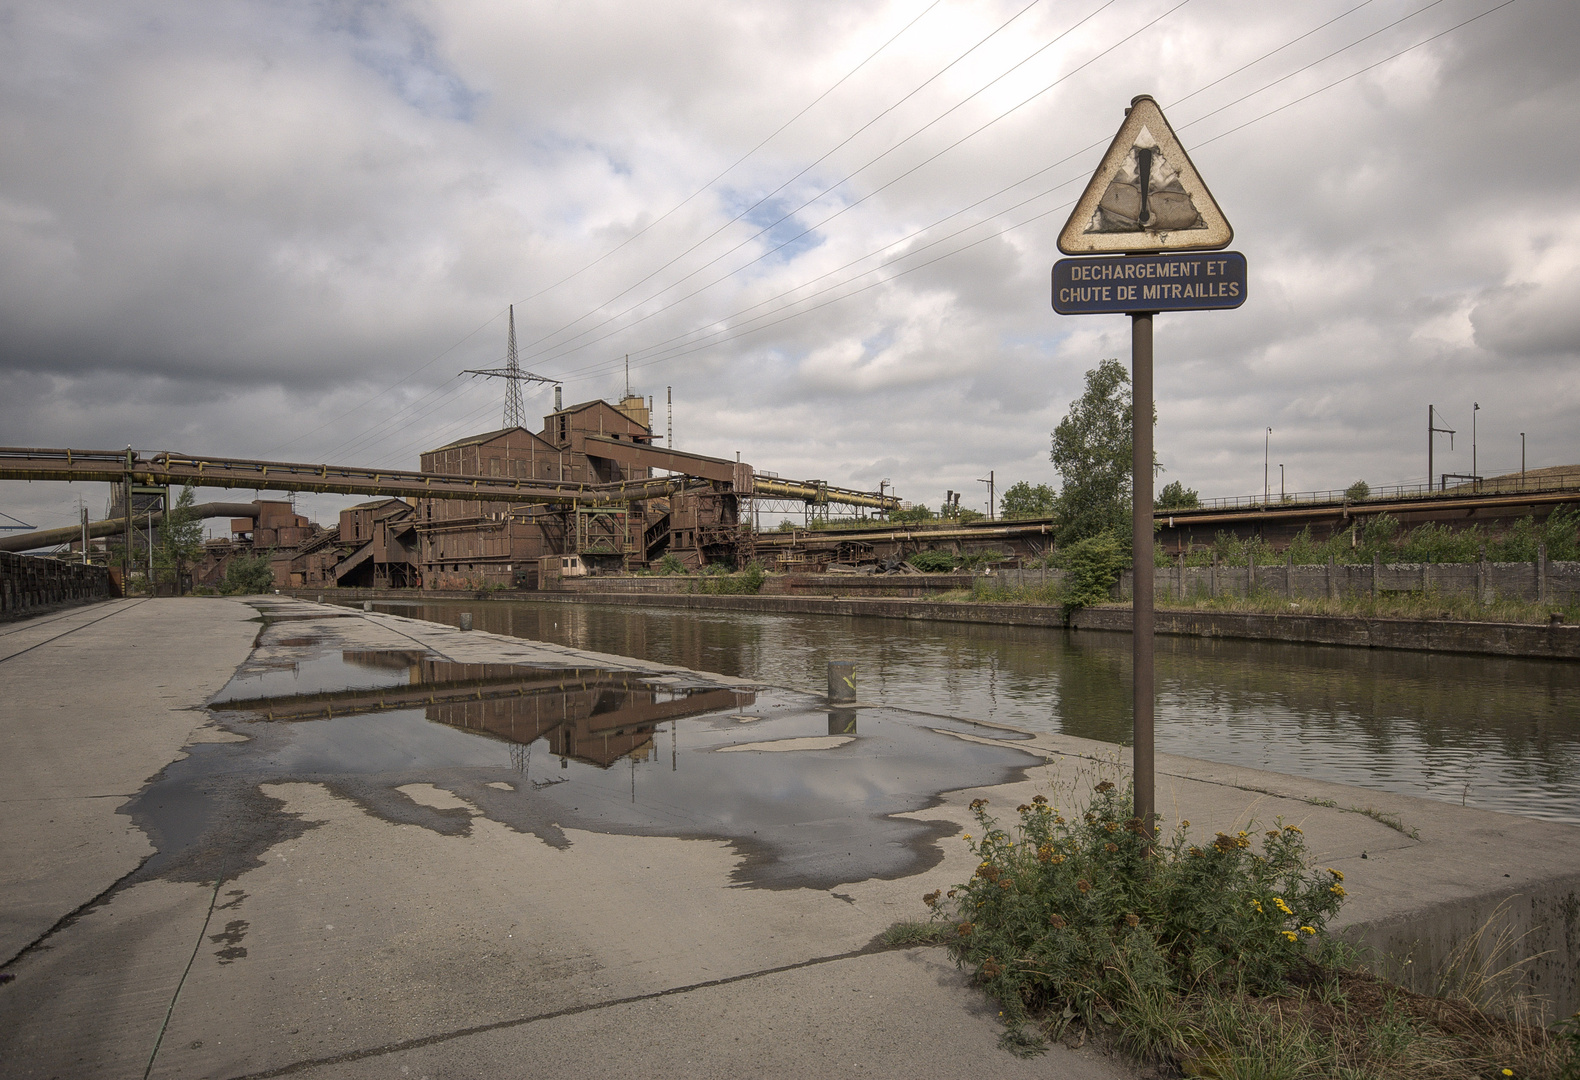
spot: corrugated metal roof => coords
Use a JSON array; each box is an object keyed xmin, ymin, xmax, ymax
[{"xmin": 424, "ymin": 426, "xmax": 555, "ymax": 454}]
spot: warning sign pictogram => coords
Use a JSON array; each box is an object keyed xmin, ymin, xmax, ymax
[{"xmin": 1057, "ymin": 95, "xmax": 1232, "ymax": 255}]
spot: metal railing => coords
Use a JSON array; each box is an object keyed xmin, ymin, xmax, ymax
[{"xmin": 1183, "ymin": 470, "xmax": 1580, "ymax": 513}]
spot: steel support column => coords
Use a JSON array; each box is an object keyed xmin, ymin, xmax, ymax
[{"xmin": 1131, "ymin": 312, "xmax": 1155, "ymax": 838}]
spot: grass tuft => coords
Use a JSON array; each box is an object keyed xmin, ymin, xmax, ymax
[{"xmin": 879, "ymin": 919, "xmax": 953, "ymax": 947}]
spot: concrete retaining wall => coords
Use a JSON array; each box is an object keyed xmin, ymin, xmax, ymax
[
  {"xmin": 549, "ymin": 573, "xmax": 966, "ymax": 598},
  {"xmin": 1100, "ymin": 557, "xmax": 1580, "ymax": 606},
  {"xmin": 289, "ymin": 585, "xmax": 1580, "ymax": 659},
  {"xmin": 1352, "ymin": 875, "xmax": 1580, "ymax": 1021},
  {"xmin": 512, "ymin": 591, "xmax": 1580, "ymax": 660},
  {"xmin": 0, "ymin": 551, "xmax": 113, "ymax": 618}
]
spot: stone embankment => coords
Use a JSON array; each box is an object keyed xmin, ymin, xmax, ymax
[{"xmin": 315, "ymin": 587, "xmax": 1580, "ymax": 662}]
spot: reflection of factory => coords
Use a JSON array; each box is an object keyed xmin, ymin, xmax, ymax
[
  {"xmin": 219, "ymin": 653, "xmax": 753, "ymax": 770},
  {"xmin": 425, "ymin": 668, "xmax": 750, "ymax": 768}
]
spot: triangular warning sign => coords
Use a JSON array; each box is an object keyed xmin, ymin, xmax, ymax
[{"xmin": 1058, "ymin": 95, "xmax": 1232, "ymax": 255}]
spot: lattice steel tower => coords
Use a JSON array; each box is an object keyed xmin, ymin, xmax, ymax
[
  {"xmin": 462, "ymin": 304, "xmax": 560, "ymax": 429},
  {"xmin": 503, "ymin": 305, "xmax": 524, "ymax": 428}
]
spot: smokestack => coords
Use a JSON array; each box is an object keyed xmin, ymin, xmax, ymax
[{"xmin": 554, "ymin": 384, "xmax": 562, "ymax": 411}]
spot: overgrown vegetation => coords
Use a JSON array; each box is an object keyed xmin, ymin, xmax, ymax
[
  {"xmin": 935, "ymin": 785, "xmax": 1346, "ymax": 1042},
  {"xmin": 1053, "ymin": 533, "xmax": 1125, "ymax": 610},
  {"xmin": 914, "ymin": 784, "xmax": 1573, "ymax": 1076},
  {"xmin": 906, "ymin": 549, "xmax": 1012, "ymax": 573},
  {"xmin": 655, "ymin": 553, "xmax": 686, "ymax": 575},
  {"xmin": 692, "ymin": 561, "xmax": 765, "ymax": 595},
  {"xmin": 908, "ymin": 549, "xmax": 958, "ymax": 573},
  {"xmin": 1176, "ymin": 508, "xmax": 1580, "ymax": 568},
  {"xmin": 943, "ymin": 580, "xmax": 1580, "ymax": 626},
  {"xmin": 219, "ymin": 551, "xmax": 275, "ymax": 594}
]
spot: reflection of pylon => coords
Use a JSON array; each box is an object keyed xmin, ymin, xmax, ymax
[{"xmin": 510, "ymin": 741, "xmax": 528, "ymax": 775}]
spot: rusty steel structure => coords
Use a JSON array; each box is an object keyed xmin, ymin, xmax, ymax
[{"xmin": 0, "ymin": 396, "xmax": 902, "ymax": 589}]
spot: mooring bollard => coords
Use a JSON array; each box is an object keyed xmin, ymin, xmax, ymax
[
  {"xmin": 459, "ymin": 612, "xmax": 473, "ymax": 631},
  {"xmin": 316, "ymin": 594, "xmax": 323, "ymax": 604},
  {"xmin": 362, "ymin": 601, "xmax": 372, "ymax": 611},
  {"xmin": 827, "ymin": 660, "xmax": 856, "ymax": 704}
]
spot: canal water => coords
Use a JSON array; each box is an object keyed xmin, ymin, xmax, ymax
[{"xmin": 348, "ymin": 599, "xmax": 1580, "ymax": 826}]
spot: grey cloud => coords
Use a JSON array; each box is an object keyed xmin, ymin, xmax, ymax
[{"xmin": 2, "ymin": 0, "xmax": 1579, "ymax": 536}]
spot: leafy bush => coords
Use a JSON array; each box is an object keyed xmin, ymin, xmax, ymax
[
  {"xmin": 932, "ymin": 784, "xmax": 1346, "ymax": 1033},
  {"xmin": 220, "ymin": 552, "xmax": 275, "ymax": 595},
  {"xmin": 958, "ymin": 549, "xmax": 1010, "ymax": 571},
  {"xmin": 695, "ymin": 561, "xmax": 765, "ymax": 594},
  {"xmin": 1346, "ymin": 480, "xmax": 1371, "ymax": 501},
  {"xmin": 656, "ymin": 553, "xmax": 686, "ymax": 575},
  {"xmin": 1055, "ymin": 532, "xmax": 1125, "ymax": 608},
  {"xmin": 908, "ymin": 550, "xmax": 958, "ymax": 573}
]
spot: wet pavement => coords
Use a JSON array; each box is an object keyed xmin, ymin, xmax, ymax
[
  {"xmin": 134, "ymin": 623, "xmax": 1040, "ymax": 890},
  {"xmin": 5, "ymin": 596, "xmax": 1579, "ymax": 1079}
]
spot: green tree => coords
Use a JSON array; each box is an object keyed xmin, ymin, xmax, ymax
[
  {"xmin": 1050, "ymin": 359, "xmax": 1144, "ymax": 545},
  {"xmin": 220, "ymin": 551, "xmax": 276, "ymax": 594},
  {"xmin": 1157, "ymin": 480, "xmax": 1199, "ymax": 510},
  {"xmin": 999, "ymin": 481, "xmax": 1057, "ymax": 519},
  {"xmin": 890, "ymin": 504, "xmax": 935, "ymax": 524},
  {"xmin": 155, "ymin": 484, "xmax": 206, "ymax": 589},
  {"xmin": 1345, "ymin": 480, "xmax": 1371, "ymax": 501}
]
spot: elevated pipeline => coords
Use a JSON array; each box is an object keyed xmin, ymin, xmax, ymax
[{"xmin": 0, "ymin": 502, "xmax": 259, "ymax": 554}]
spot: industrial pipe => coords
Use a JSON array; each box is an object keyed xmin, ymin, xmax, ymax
[{"xmin": 0, "ymin": 502, "xmax": 260, "ymax": 554}]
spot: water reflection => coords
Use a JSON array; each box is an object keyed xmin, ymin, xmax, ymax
[
  {"xmin": 219, "ymin": 651, "xmax": 752, "ymax": 771},
  {"xmin": 354, "ymin": 599, "xmax": 1580, "ymax": 824}
]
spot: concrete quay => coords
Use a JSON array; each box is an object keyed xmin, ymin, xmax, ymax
[
  {"xmin": 306, "ymin": 587, "xmax": 1580, "ymax": 661},
  {"xmin": 1, "ymin": 597, "xmax": 1577, "ymax": 1079}
]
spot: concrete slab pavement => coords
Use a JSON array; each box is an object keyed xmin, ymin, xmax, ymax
[
  {"xmin": 2, "ymin": 596, "xmax": 1577, "ymax": 1079},
  {"xmin": 0, "ymin": 597, "xmax": 260, "ymax": 963}
]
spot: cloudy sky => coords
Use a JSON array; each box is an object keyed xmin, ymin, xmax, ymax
[{"xmin": 2, "ymin": 0, "xmax": 1576, "ymax": 535}]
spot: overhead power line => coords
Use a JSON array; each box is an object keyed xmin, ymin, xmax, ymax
[{"xmin": 341, "ymin": 0, "xmax": 1515, "ymax": 468}]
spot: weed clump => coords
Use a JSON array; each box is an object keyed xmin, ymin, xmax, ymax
[
  {"xmin": 923, "ymin": 785, "xmax": 1572, "ymax": 1075},
  {"xmin": 936, "ymin": 784, "xmax": 1344, "ymax": 1047}
]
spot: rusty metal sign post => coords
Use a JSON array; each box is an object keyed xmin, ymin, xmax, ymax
[{"xmin": 1052, "ymin": 95, "xmax": 1244, "ymax": 838}]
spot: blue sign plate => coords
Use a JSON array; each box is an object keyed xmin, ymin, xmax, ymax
[{"xmin": 1052, "ymin": 251, "xmax": 1246, "ymax": 314}]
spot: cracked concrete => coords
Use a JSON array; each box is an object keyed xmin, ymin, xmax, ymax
[{"xmin": 2, "ymin": 596, "xmax": 1577, "ymax": 1079}]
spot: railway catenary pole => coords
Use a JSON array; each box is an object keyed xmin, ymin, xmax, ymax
[{"xmin": 122, "ymin": 472, "xmax": 132, "ymax": 592}]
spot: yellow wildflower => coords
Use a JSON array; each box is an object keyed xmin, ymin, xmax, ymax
[
  {"xmin": 1328, "ymin": 868, "xmax": 1344, "ymax": 881},
  {"xmin": 1300, "ymin": 926, "xmax": 1316, "ymax": 935},
  {"xmin": 1330, "ymin": 884, "xmax": 1347, "ymax": 897},
  {"xmin": 1282, "ymin": 930, "xmax": 1298, "ymax": 942}
]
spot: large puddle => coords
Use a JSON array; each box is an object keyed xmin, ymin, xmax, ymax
[{"xmin": 130, "ymin": 634, "xmax": 1041, "ymax": 890}]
